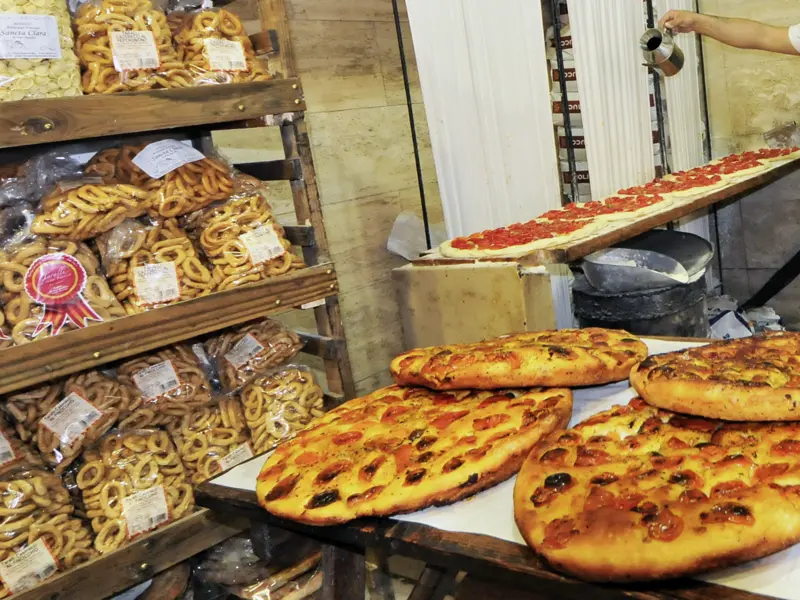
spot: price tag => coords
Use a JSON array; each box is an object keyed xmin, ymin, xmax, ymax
[
  {"xmin": 301, "ymin": 298, "xmax": 326, "ymax": 310},
  {"xmin": 132, "ymin": 139, "xmax": 205, "ymax": 179},
  {"xmin": 110, "ymin": 30, "xmax": 159, "ymax": 72},
  {"xmin": 133, "ymin": 360, "xmax": 181, "ymax": 400},
  {"xmin": 122, "ymin": 486, "xmax": 171, "ymax": 538},
  {"xmin": 0, "ymin": 432, "xmax": 16, "ymax": 468},
  {"xmin": 39, "ymin": 393, "xmax": 103, "ymax": 447},
  {"xmin": 0, "ymin": 539, "xmax": 58, "ymax": 594},
  {"xmin": 219, "ymin": 443, "xmax": 255, "ymax": 471},
  {"xmin": 204, "ymin": 39, "xmax": 247, "ymax": 71},
  {"xmin": 133, "ymin": 262, "xmax": 181, "ymax": 306},
  {"xmin": 240, "ymin": 226, "xmax": 286, "ymax": 265},
  {"xmin": 0, "ymin": 14, "xmax": 61, "ymax": 60},
  {"xmin": 224, "ymin": 333, "xmax": 265, "ymax": 368}
]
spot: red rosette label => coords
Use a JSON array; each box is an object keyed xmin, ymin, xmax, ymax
[{"xmin": 24, "ymin": 253, "xmax": 102, "ymax": 337}]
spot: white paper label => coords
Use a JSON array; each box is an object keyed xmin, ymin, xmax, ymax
[
  {"xmin": 301, "ymin": 298, "xmax": 326, "ymax": 310},
  {"xmin": 133, "ymin": 360, "xmax": 181, "ymax": 400},
  {"xmin": 110, "ymin": 30, "xmax": 159, "ymax": 72},
  {"xmin": 39, "ymin": 392, "xmax": 103, "ymax": 447},
  {"xmin": 240, "ymin": 227, "xmax": 286, "ymax": 264},
  {"xmin": 0, "ymin": 433, "xmax": 16, "ymax": 468},
  {"xmin": 132, "ymin": 139, "xmax": 205, "ymax": 179},
  {"xmin": 133, "ymin": 262, "xmax": 181, "ymax": 306},
  {"xmin": 122, "ymin": 486, "xmax": 171, "ymax": 538},
  {"xmin": 224, "ymin": 333, "xmax": 265, "ymax": 369},
  {"xmin": 204, "ymin": 38, "xmax": 247, "ymax": 71},
  {"xmin": 219, "ymin": 443, "xmax": 254, "ymax": 471},
  {"xmin": 0, "ymin": 14, "xmax": 61, "ymax": 60},
  {"xmin": 0, "ymin": 539, "xmax": 57, "ymax": 593}
]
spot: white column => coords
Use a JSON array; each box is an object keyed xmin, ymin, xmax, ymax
[{"xmin": 567, "ymin": 0, "xmax": 655, "ymax": 198}]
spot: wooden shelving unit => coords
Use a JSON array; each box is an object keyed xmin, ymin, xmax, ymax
[{"xmin": 0, "ymin": 0, "xmax": 355, "ymax": 596}]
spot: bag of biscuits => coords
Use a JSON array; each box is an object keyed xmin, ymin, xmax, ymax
[
  {"xmin": 116, "ymin": 344, "xmax": 214, "ymax": 429},
  {"xmin": 0, "ymin": 0, "xmax": 82, "ymax": 103},
  {"xmin": 31, "ymin": 179, "xmax": 151, "ymax": 240},
  {"xmin": 3, "ymin": 371, "xmax": 137, "ymax": 473},
  {"xmin": 96, "ymin": 217, "xmax": 215, "ymax": 314},
  {"xmin": 73, "ymin": 0, "xmax": 192, "ymax": 93},
  {"xmin": 75, "ymin": 428, "xmax": 194, "ymax": 554},
  {"xmin": 0, "ymin": 235, "xmax": 125, "ymax": 345},
  {"xmin": 167, "ymin": 396, "xmax": 253, "ymax": 485},
  {"xmin": 204, "ymin": 318, "xmax": 303, "ymax": 393},
  {"xmin": 184, "ymin": 191, "xmax": 304, "ymax": 292},
  {"xmin": 240, "ymin": 365, "xmax": 325, "ymax": 454},
  {"xmin": 173, "ymin": 6, "xmax": 270, "ymax": 86}
]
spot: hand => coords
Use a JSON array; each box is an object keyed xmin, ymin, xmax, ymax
[{"xmin": 659, "ymin": 10, "xmax": 700, "ymax": 33}]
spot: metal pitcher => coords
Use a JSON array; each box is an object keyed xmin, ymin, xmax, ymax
[{"xmin": 640, "ymin": 27, "xmax": 684, "ymax": 77}]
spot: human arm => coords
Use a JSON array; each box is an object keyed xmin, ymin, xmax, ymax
[{"xmin": 658, "ymin": 10, "xmax": 800, "ymax": 55}]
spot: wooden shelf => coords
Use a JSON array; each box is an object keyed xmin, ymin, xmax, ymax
[
  {"xmin": 0, "ymin": 264, "xmax": 337, "ymax": 395},
  {"xmin": 0, "ymin": 79, "xmax": 305, "ymax": 149},
  {"xmin": 16, "ymin": 509, "xmax": 246, "ymax": 600}
]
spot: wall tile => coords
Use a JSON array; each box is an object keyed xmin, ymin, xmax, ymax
[
  {"xmin": 725, "ymin": 60, "xmax": 800, "ymax": 137},
  {"xmin": 291, "ymin": 20, "xmax": 388, "ymax": 113},
  {"xmin": 306, "ymin": 106, "xmax": 417, "ymax": 204},
  {"xmin": 375, "ymin": 21, "xmax": 422, "ymax": 105},
  {"xmin": 288, "ymin": 0, "xmax": 407, "ymax": 22},
  {"xmin": 412, "ymin": 104, "xmax": 436, "ymax": 184},
  {"xmin": 398, "ymin": 181, "xmax": 444, "ymax": 225},
  {"xmin": 715, "ymin": 199, "xmax": 746, "ymax": 269},
  {"xmin": 740, "ymin": 175, "xmax": 800, "ymax": 269},
  {"xmin": 720, "ymin": 268, "xmax": 750, "ymax": 303},
  {"xmin": 748, "ymin": 268, "xmax": 800, "ymax": 329},
  {"xmin": 355, "ymin": 369, "xmax": 394, "ymax": 395}
]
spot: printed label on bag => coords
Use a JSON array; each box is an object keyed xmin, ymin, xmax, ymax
[
  {"xmin": 110, "ymin": 30, "xmax": 159, "ymax": 72},
  {"xmin": 0, "ymin": 539, "xmax": 58, "ymax": 593},
  {"xmin": 0, "ymin": 432, "xmax": 16, "ymax": 468},
  {"xmin": 133, "ymin": 262, "xmax": 181, "ymax": 306},
  {"xmin": 122, "ymin": 486, "xmax": 171, "ymax": 538},
  {"xmin": 240, "ymin": 226, "xmax": 286, "ymax": 264},
  {"xmin": 133, "ymin": 360, "xmax": 181, "ymax": 400},
  {"xmin": 224, "ymin": 333, "xmax": 265, "ymax": 368},
  {"xmin": 204, "ymin": 38, "xmax": 247, "ymax": 71},
  {"xmin": 0, "ymin": 14, "xmax": 61, "ymax": 60},
  {"xmin": 220, "ymin": 443, "xmax": 255, "ymax": 471},
  {"xmin": 132, "ymin": 139, "xmax": 205, "ymax": 179},
  {"xmin": 39, "ymin": 392, "xmax": 103, "ymax": 447}
]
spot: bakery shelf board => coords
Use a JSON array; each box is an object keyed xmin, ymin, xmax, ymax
[
  {"xmin": 0, "ymin": 79, "xmax": 305, "ymax": 150},
  {"xmin": 196, "ymin": 484, "xmax": 763, "ymax": 600},
  {"xmin": 0, "ymin": 263, "xmax": 337, "ymax": 395},
  {"xmin": 16, "ymin": 509, "xmax": 246, "ymax": 600}
]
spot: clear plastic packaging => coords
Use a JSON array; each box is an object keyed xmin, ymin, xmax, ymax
[
  {"xmin": 147, "ymin": 156, "xmax": 233, "ymax": 218},
  {"xmin": 0, "ymin": 237, "xmax": 125, "ymax": 345},
  {"xmin": 0, "ymin": 151, "xmax": 84, "ymax": 208},
  {"xmin": 31, "ymin": 180, "xmax": 151, "ymax": 240},
  {"xmin": 185, "ymin": 193, "xmax": 304, "ymax": 292},
  {"xmin": 0, "ymin": 0, "xmax": 82, "ymax": 103},
  {"xmin": 0, "ymin": 466, "xmax": 95, "ymax": 595},
  {"xmin": 116, "ymin": 344, "xmax": 214, "ymax": 429},
  {"xmin": 173, "ymin": 7, "xmax": 271, "ymax": 86},
  {"xmin": 76, "ymin": 429, "xmax": 194, "ymax": 554},
  {"xmin": 240, "ymin": 366, "xmax": 324, "ymax": 454},
  {"xmin": 167, "ymin": 396, "xmax": 251, "ymax": 484},
  {"xmin": 204, "ymin": 318, "xmax": 303, "ymax": 393},
  {"xmin": 0, "ymin": 422, "xmax": 43, "ymax": 476},
  {"xmin": 83, "ymin": 147, "xmax": 123, "ymax": 182},
  {"xmin": 73, "ymin": 0, "xmax": 191, "ymax": 94},
  {"xmin": 96, "ymin": 217, "xmax": 215, "ymax": 314},
  {"xmin": 3, "ymin": 372, "xmax": 136, "ymax": 473}
]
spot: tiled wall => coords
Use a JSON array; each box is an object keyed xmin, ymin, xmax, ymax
[
  {"xmin": 700, "ymin": 0, "xmax": 800, "ymax": 327},
  {"xmin": 217, "ymin": 0, "xmax": 443, "ymax": 394}
]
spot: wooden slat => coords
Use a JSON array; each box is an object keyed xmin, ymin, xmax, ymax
[
  {"xmin": 0, "ymin": 264, "xmax": 337, "ymax": 395},
  {"xmin": 0, "ymin": 80, "xmax": 304, "ymax": 149},
  {"xmin": 196, "ymin": 484, "xmax": 769, "ymax": 600},
  {"xmin": 17, "ymin": 509, "xmax": 246, "ymax": 600},
  {"xmin": 139, "ymin": 562, "xmax": 191, "ymax": 600},
  {"xmin": 298, "ymin": 331, "xmax": 345, "ymax": 361},
  {"xmin": 235, "ymin": 158, "xmax": 302, "ymax": 180},
  {"xmin": 284, "ymin": 225, "xmax": 316, "ymax": 247}
]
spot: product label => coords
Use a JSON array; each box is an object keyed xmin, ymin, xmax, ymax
[
  {"xmin": 110, "ymin": 30, "xmax": 159, "ymax": 72},
  {"xmin": 0, "ymin": 14, "xmax": 61, "ymax": 60},
  {"xmin": 132, "ymin": 139, "xmax": 205, "ymax": 179},
  {"xmin": 224, "ymin": 333, "xmax": 265, "ymax": 368},
  {"xmin": 39, "ymin": 392, "xmax": 103, "ymax": 447},
  {"xmin": 133, "ymin": 360, "xmax": 181, "ymax": 400},
  {"xmin": 204, "ymin": 38, "xmax": 247, "ymax": 72},
  {"xmin": 133, "ymin": 262, "xmax": 181, "ymax": 306},
  {"xmin": 0, "ymin": 539, "xmax": 57, "ymax": 593},
  {"xmin": 122, "ymin": 486, "xmax": 171, "ymax": 538},
  {"xmin": 0, "ymin": 433, "xmax": 16, "ymax": 468},
  {"xmin": 219, "ymin": 443, "xmax": 254, "ymax": 471},
  {"xmin": 240, "ymin": 226, "xmax": 286, "ymax": 264}
]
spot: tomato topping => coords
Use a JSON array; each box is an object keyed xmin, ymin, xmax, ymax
[
  {"xmin": 583, "ymin": 487, "xmax": 616, "ymax": 512},
  {"xmin": 644, "ymin": 508, "xmax": 684, "ymax": 542},
  {"xmin": 539, "ymin": 448, "xmax": 569, "ymax": 466},
  {"xmin": 457, "ymin": 435, "xmax": 478, "ymax": 446},
  {"xmin": 755, "ymin": 463, "xmax": 789, "ymax": 482},
  {"xmin": 381, "ymin": 405, "xmax": 410, "ymax": 424},
  {"xmin": 333, "ymin": 431, "xmax": 364, "ymax": 445},
  {"xmin": 432, "ymin": 393, "xmax": 460, "ymax": 405},
  {"xmin": 701, "ymin": 503, "xmax": 754, "ymax": 526},
  {"xmin": 393, "ymin": 445, "xmax": 414, "ymax": 474},
  {"xmin": 258, "ymin": 461, "xmax": 287, "ymax": 481},
  {"xmin": 651, "ymin": 455, "xmax": 684, "ymax": 469},
  {"xmin": 542, "ymin": 518, "xmax": 579, "ymax": 550},
  {"xmin": 714, "ymin": 454, "xmax": 752, "ymax": 469},
  {"xmin": 432, "ymin": 410, "xmax": 469, "ymax": 430},
  {"xmin": 574, "ymin": 446, "xmax": 611, "ymax": 467},
  {"xmin": 679, "ymin": 489, "xmax": 708, "ymax": 504},
  {"xmin": 616, "ymin": 491, "xmax": 645, "ymax": 511},
  {"xmin": 477, "ymin": 394, "xmax": 513, "ymax": 409},
  {"xmin": 666, "ymin": 436, "xmax": 690, "ymax": 450},
  {"xmin": 473, "ymin": 414, "xmax": 511, "ymax": 431},
  {"xmin": 668, "ymin": 470, "xmax": 703, "ymax": 488},
  {"xmin": 294, "ymin": 452, "xmax": 321, "ymax": 466},
  {"xmin": 771, "ymin": 439, "xmax": 800, "ymax": 456},
  {"xmin": 711, "ymin": 481, "xmax": 748, "ymax": 498}
]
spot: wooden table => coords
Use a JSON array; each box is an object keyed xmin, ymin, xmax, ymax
[{"xmin": 196, "ymin": 483, "xmax": 773, "ymax": 600}]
